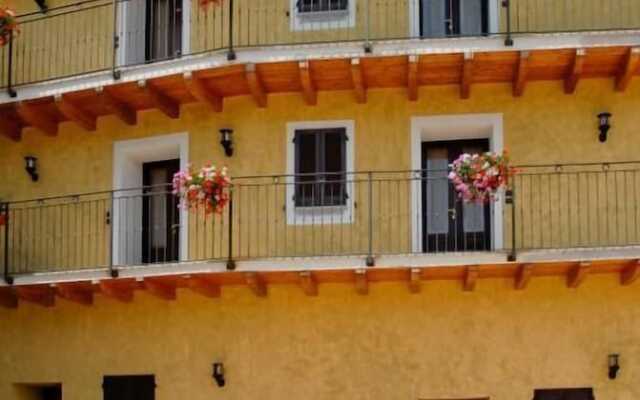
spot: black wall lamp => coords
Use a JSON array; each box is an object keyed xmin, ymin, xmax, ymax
[
  {"xmin": 219, "ymin": 128, "xmax": 234, "ymax": 157},
  {"xmin": 598, "ymin": 112, "xmax": 612, "ymax": 143},
  {"xmin": 608, "ymin": 353, "xmax": 620, "ymax": 380},
  {"xmin": 24, "ymin": 156, "xmax": 39, "ymax": 182},
  {"xmin": 212, "ymin": 362, "xmax": 226, "ymax": 387}
]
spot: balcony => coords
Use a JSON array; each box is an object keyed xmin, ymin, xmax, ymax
[
  {"xmin": 2, "ymin": 162, "xmax": 640, "ymax": 287},
  {"xmin": 0, "ymin": 0, "xmax": 639, "ymax": 90}
]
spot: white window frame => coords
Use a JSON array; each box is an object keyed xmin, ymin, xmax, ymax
[
  {"xmin": 289, "ymin": 0, "xmax": 356, "ymax": 32},
  {"xmin": 410, "ymin": 113, "xmax": 504, "ymax": 253},
  {"xmin": 112, "ymin": 132, "xmax": 189, "ymax": 266},
  {"xmin": 286, "ymin": 120, "xmax": 355, "ymax": 225},
  {"xmin": 116, "ymin": 0, "xmax": 191, "ymax": 66}
]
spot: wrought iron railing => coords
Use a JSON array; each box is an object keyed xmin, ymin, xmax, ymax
[
  {"xmin": 3, "ymin": 163, "xmax": 640, "ymax": 279},
  {"xmin": 2, "ymin": 0, "xmax": 640, "ymax": 92}
]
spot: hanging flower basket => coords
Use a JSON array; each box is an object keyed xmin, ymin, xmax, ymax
[
  {"xmin": 0, "ymin": 7, "xmax": 19, "ymax": 47},
  {"xmin": 173, "ymin": 164, "xmax": 231, "ymax": 215},
  {"xmin": 448, "ymin": 151, "xmax": 516, "ymax": 204}
]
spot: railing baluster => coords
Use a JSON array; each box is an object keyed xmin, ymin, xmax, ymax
[
  {"xmin": 226, "ymin": 188, "xmax": 235, "ymax": 270},
  {"xmin": 111, "ymin": 0, "xmax": 120, "ymax": 79},
  {"xmin": 7, "ymin": 34, "xmax": 16, "ymax": 97},
  {"xmin": 502, "ymin": 0, "xmax": 513, "ymax": 46},
  {"xmin": 366, "ymin": 171, "xmax": 374, "ymax": 266},
  {"xmin": 2, "ymin": 203, "xmax": 13, "ymax": 284},
  {"xmin": 227, "ymin": 0, "xmax": 236, "ymax": 60}
]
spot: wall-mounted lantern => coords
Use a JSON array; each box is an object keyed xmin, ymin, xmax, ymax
[
  {"xmin": 219, "ymin": 128, "xmax": 234, "ymax": 157},
  {"xmin": 608, "ymin": 353, "xmax": 620, "ymax": 380},
  {"xmin": 212, "ymin": 362, "xmax": 226, "ymax": 387},
  {"xmin": 598, "ymin": 112, "xmax": 612, "ymax": 143},
  {"xmin": 24, "ymin": 156, "xmax": 39, "ymax": 182}
]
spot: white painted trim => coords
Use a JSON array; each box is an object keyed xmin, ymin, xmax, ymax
[
  {"xmin": 410, "ymin": 113, "xmax": 504, "ymax": 252},
  {"xmin": 409, "ymin": 0, "xmax": 500, "ymax": 37},
  {"xmin": 112, "ymin": 132, "xmax": 190, "ymax": 265},
  {"xmin": 286, "ymin": 120, "xmax": 355, "ymax": 225},
  {"xmin": 289, "ymin": 0, "xmax": 356, "ymax": 32},
  {"xmin": 2, "ymin": 30, "xmax": 640, "ymax": 104},
  {"xmin": 182, "ymin": 0, "xmax": 192, "ymax": 56}
]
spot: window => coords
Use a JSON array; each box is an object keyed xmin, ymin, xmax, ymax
[
  {"xmin": 289, "ymin": 0, "xmax": 356, "ymax": 31},
  {"xmin": 294, "ymin": 128, "xmax": 347, "ymax": 207},
  {"xmin": 103, "ymin": 375, "xmax": 155, "ymax": 400},
  {"xmin": 533, "ymin": 388, "xmax": 595, "ymax": 400},
  {"xmin": 297, "ymin": 0, "xmax": 348, "ymax": 13},
  {"xmin": 14, "ymin": 383, "xmax": 62, "ymax": 400},
  {"xmin": 286, "ymin": 121, "xmax": 354, "ymax": 225}
]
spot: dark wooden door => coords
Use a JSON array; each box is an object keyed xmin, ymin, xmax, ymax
[
  {"xmin": 142, "ymin": 159, "xmax": 180, "ymax": 264},
  {"xmin": 421, "ymin": 139, "xmax": 491, "ymax": 252},
  {"xmin": 103, "ymin": 376, "xmax": 155, "ymax": 400}
]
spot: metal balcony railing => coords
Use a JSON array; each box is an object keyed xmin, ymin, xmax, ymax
[
  {"xmin": 3, "ymin": 163, "xmax": 640, "ymax": 279},
  {"xmin": 2, "ymin": 0, "xmax": 640, "ymax": 93}
]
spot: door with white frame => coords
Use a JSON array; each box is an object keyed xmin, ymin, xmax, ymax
[
  {"xmin": 415, "ymin": 0, "xmax": 498, "ymax": 38},
  {"xmin": 118, "ymin": 0, "xmax": 188, "ymax": 65}
]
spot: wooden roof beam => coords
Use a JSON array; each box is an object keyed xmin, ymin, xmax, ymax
[
  {"xmin": 245, "ymin": 64, "xmax": 267, "ymax": 108},
  {"xmin": 98, "ymin": 280, "xmax": 134, "ymax": 303},
  {"xmin": 514, "ymin": 263, "xmax": 534, "ymax": 290},
  {"xmin": 16, "ymin": 102, "xmax": 58, "ymax": 136},
  {"xmin": 245, "ymin": 272, "xmax": 267, "ymax": 297},
  {"xmin": 299, "ymin": 271, "xmax": 318, "ymax": 296},
  {"xmin": 16, "ymin": 285, "xmax": 55, "ymax": 307},
  {"xmin": 54, "ymin": 94, "xmax": 97, "ymax": 131},
  {"xmin": 461, "ymin": 52, "xmax": 474, "ymax": 99},
  {"xmin": 298, "ymin": 61, "xmax": 317, "ymax": 106},
  {"xmin": 96, "ymin": 86, "xmax": 137, "ymax": 126},
  {"xmin": 620, "ymin": 260, "xmax": 640, "ymax": 286},
  {"xmin": 615, "ymin": 47, "xmax": 640, "ymax": 92},
  {"xmin": 567, "ymin": 261, "xmax": 590, "ymax": 288},
  {"xmin": 355, "ymin": 268, "xmax": 368, "ymax": 295},
  {"xmin": 513, "ymin": 51, "xmax": 529, "ymax": 97},
  {"xmin": 187, "ymin": 276, "xmax": 221, "ymax": 298},
  {"xmin": 0, "ymin": 287, "xmax": 18, "ymax": 308},
  {"xmin": 0, "ymin": 114, "xmax": 22, "ymax": 141},
  {"xmin": 350, "ymin": 58, "xmax": 367, "ymax": 104},
  {"xmin": 408, "ymin": 268, "xmax": 421, "ymax": 294},
  {"xmin": 184, "ymin": 71, "xmax": 223, "ymax": 112},
  {"xmin": 55, "ymin": 283, "xmax": 94, "ymax": 306},
  {"xmin": 144, "ymin": 278, "xmax": 177, "ymax": 301},
  {"xmin": 138, "ymin": 80, "xmax": 180, "ymax": 119},
  {"xmin": 407, "ymin": 55, "xmax": 418, "ymax": 101},
  {"xmin": 463, "ymin": 265, "xmax": 479, "ymax": 291},
  {"xmin": 565, "ymin": 49, "xmax": 586, "ymax": 94}
]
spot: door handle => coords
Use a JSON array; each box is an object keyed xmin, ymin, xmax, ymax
[{"xmin": 448, "ymin": 208, "xmax": 456, "ymax": 220}]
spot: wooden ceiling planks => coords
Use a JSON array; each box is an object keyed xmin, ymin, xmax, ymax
[{"xmin": 1, "ymin": 46, "xmax": 639, "ymax": 139}]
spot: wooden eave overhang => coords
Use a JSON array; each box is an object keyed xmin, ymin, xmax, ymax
[
  {"xmin": 1, "ymin": 256, "xmax": 639, "ymax": 308},
  {"xmin": 0, "ymin": 32, "xmax": 639, "ymax": 140}
]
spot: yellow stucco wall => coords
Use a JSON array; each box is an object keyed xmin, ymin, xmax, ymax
[
  {"xmin": 0, "ymin": 275, "xmax": 639, "ymax": 400},
  {"xmin": 1, "ymin": 79, "xmax": 640, "ymax": 270}
]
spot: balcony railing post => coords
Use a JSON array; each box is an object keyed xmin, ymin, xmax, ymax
[
  {"xmin": 227, "ymin": 0, "xmax": 236, "ymax": 61},
  {"xmin": 502, "ymin": 0, "xmax": 514, "ymax": 46},
  {"xmin": 366, "ymin": 172, "xmax": 375, "ymax": 267},
  {"xmin": 363, "ymin": 0, "xmax": 372, "ymax": 53},
  {"xmin": 2, "ymin": 203, "xmax": 13, "ymax": 285},
  {"xmin": 6, "ymin": 34, "xmax": 16, "ymax": 98},
  {"xmin": 108, "ymin": 191, "xmax": 118, "ymax": 278},
  {"xmin": 226, "ymin": 188, "xmax": 236, "ymax": 270},
  {"xmin": 112, "ymin": 0, "xmax": 121, "ymax": 79},
  {"xmin": 505, "ymin": 187, "xmax": 516, "ymax": 261}
]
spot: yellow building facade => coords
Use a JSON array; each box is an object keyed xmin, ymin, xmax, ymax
[{"xmin": 0, "ymin": 0, "xmax": 640, "ymax": 399}]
